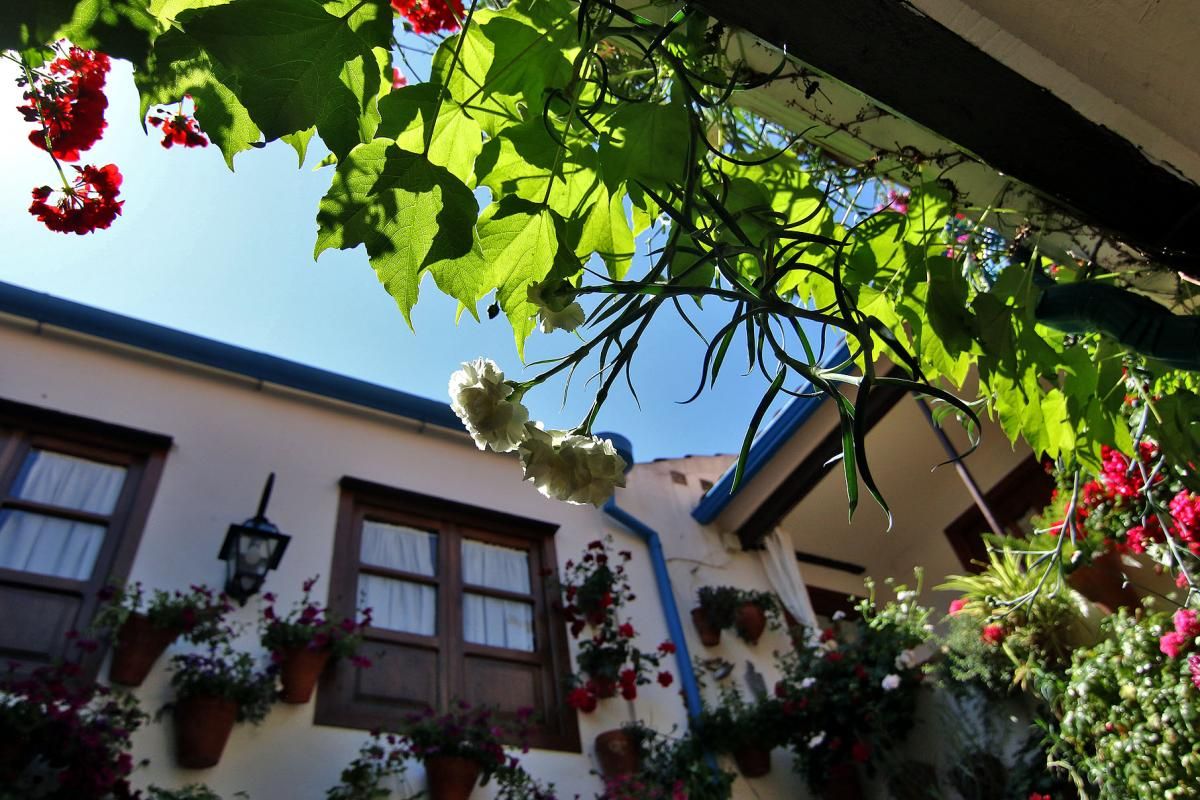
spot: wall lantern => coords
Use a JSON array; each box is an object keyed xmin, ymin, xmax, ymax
[{"xmin": 218, "ymin": 473, "xmax": 290, "ymax": 604}]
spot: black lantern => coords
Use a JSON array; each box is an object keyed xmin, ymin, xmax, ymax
[{"xmin": 218, "ymin": 473, "xmax": 290, "ymax": 604}]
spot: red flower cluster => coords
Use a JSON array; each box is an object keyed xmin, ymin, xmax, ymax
[
  {"xmin": 148, "ymin": 109, "xmax": 209, "ymax": 149},
  {"xmin": 1189, "ymin": 654, "xmax": 1200, "ymax": 690},
  {"xmin": 29, "ymin": 163, "xmax": 124, "ymax": 235},
  {"xmin": 18, "ymin": 46, "xmax": 111, "ymax": 161},
  {"xmin": 1159, "ymin": 608, "xmax": 1199, "ymax": 659},
  {"xmin": 391, "ymin": 0, "xmax": 464, "ymax": 33},
  {"xmin": 392, "ymin": 68, "xmax": 408, "ymax": 89}
]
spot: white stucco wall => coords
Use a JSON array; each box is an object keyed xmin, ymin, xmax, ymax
[{"xmin": 0, "ymin": 315, "xmax": 816, "ymax": 799}]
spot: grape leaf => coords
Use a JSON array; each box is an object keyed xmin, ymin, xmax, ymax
[
  {"xmin": 182, "ymin": 0, "xmax": 389, "ymax": 158},
  {"xmin": 377, "ymin": 83, "xmax": 483, "ymax": 185},
  {"xmin": 599, "ymin": 100, "xmax": 691, "ymax": 190},
  {"xmin": 475, "ymin": 119, "xmax": 601, "ymax": 219},
  {"xmin": 315, "ymin": 142, "xmax": 481, "ymax": 326}
]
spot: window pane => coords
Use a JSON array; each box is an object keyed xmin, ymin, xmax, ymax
[
  {"xmin": 358, "ymin": 573, "xmax": 436, "ymax": 636},
  {"xmin": 10, "ymin": 449, "xmax": 127, "ymax": 515},
  {"xmin": 0, "ymin": 509, "xmax": 106, "ymax": 580},
  {"xmin": 464, "ymin": 593, "xmax": 534, "ymax": 652},
  {"xmin": 461, "ymin": 539, "xmax": 530, "ymax": 594},
  {"xmin": 360, "ymin": 521, "xmax": 437, "ymax": 576}
]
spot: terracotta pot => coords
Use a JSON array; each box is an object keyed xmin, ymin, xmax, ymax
[
  {"xmin": 733, "ymin": 746, "xmax": 771, "ymax": 778},
  {"xmin": 277, "ymin": 646, "xmax": 333, "ymax": 704},
  {"xmin": 691, "ymin": 607, "xmax": 721, "ymax": 646},
  {"xmin": 821, "ymin": 762, "xmax": 865, "ymax": 800},
  {"xmin": 594, "ymin": 729, "xmax": 640, "ymax": 777},
  {"xmin": 109, "ymin": 613, "xmax": 181, "ymax": 686},
  {"xmin": 1068, "ymin": 550, "xmax": 1140, "ymax": 613},
  {"xmin": 734, "ymin": 602, "xmax": 767, "ymax": 644},
  {"xmin": 424, "ymin": 754, "xmax": 481, "ymax": 800},
  {"xmin": 591, "ymin": 676, "xmax": 618, "ymax": 699},
  {"xmin": 174, "ymin": 695, "xmax": 238, "ymax": 769}
]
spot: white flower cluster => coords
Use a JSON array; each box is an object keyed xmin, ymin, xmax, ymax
[
  {"xmin": 448, "ymin": 359, "xmax": 627, "ymax": 506},
  {"xmin": 527, "ymin": 279, "xmax": 585, "ymax": 334},
  {"xmin": 448, "ymin": 358, "xmax": 529, "ymax": 453}
]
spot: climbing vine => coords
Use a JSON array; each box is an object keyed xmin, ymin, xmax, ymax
[{"xmin": 2, "ymin": 0, "xmax": 1196, "ymax": 526}]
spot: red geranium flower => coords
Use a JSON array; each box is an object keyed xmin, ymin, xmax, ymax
[
  {"xmin": 391, "ymin": 68, "xmax": 408, "ymax": 89},
  {"xmin": 618, "ymin": 622, "xmax": 635, "ymax": 639},
  {"xmin": 19, "ymin": 46, "xmax": 110, "ymax": 162},
  {"xmin": 147, "ymin": 111, "xmax": 209, "ymax": 149},
  {"xmin": 567, "ymin": 686, "xmax": 597, "ymax": 713},
  {"xmin": 391, "ymin": 0, "xmax": 464, "ymax": 33},
  {"xmin": 658, "ymin": 640, "xmax": 676, "ymax": 654},
  {"xmin": 851, "ymin": 741, "xmax": 871, "ymax": 764},
  {"xmin": 28, "ymin": 163, "xmax": 123, "ymax": 234},
  {"xmin": 657, "ymin": 671, "xmax": 673, "ymax": 687}
]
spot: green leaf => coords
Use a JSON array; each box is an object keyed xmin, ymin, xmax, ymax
[
  {"xmin": 134, "ymin": 27, "xmax": 263, "ymax": 169},
  {"xmin": 182, "ymin": 0, "xmax": 389, "ymax": 157},
  {"xmin": 475, "ymin": 118, "xmax": 601, "ymax": 219},
  {"xmin": 1, "ymin": 0, "xmax": 77, "ymax": 53},
  {"xmin": 432, "ymin": 8, "xmax": 576, "ymax": 137},
  {"xmin": 568, "ymin": 181, "xmax": 634, "ymax": 278},
  {"xmin": 315, "ymin": 142, "xmax": 481, "ymax": 326},
  {"xmin": 598, "ymin": 100, "xmax": 691, "ymax": 190},
  {"xmin": 281, "ymin": 127, "xmax": 316, "ymax": 167},
  {"xmin": 377, "ymin": 83, "xmax": 484, "ymax": 185},
  {"xmin": 476, "ymin": 198, "xmax": 578, "ymax": 356}
]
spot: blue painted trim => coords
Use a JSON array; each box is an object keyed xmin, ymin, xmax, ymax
[
  {"xmin": 603, "ymin": 496, "xmax": 704, "ymax": 722},
  {"xmin": 0, "ymin": 281, "xmax": 463, "ymax": 432},
  {"xmin": 691, "ymin": 340, "xmax": 851, "ymax": 524}
]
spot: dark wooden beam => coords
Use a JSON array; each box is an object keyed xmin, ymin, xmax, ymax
[
  {"xmin": 735, "ymin": 379, "xmax": 907, "ymax": 548},
  {"xmin": 695, "ymin": 0, "xmax": 1200, "ymax": 275}
]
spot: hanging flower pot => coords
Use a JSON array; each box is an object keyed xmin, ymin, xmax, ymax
[
  {"xmin": 1068, "ymin": 550, "xmax": 1140, "ymax": 613},
  {"xmin": 733, "ymin": 746, "xmax": 772, "ymax": 778},
  {"xmin": 691, "ymin": 607, "xmax": 722, "ymax": 646},
  {"xmin": 820, "ymin": 762, "xmax": 865, "ymax": 800},
  {"xmin": 734, "ymin": 602, "xmax": 767, "ymax": 644},
  {"xmin": 276, "ymin": 646, "xmax": 332, "ymax": 704},
  {"xmin": 595, "ymin": 728, "xmax": 641, "ymax": 777},
  {"xmin": 424, "ymin": 754, "xmax": 481, "ymax": 800},
  {"xmin": 590, "ymin": 675, "xmax": 618, "ymax": 699},
  {"xmin": 174, "ymin": 694, "xmax": 238, "ymax": 769},
  {"xmin": 109, "ymin": 613, "xmax": 181, "ymax": 687}
]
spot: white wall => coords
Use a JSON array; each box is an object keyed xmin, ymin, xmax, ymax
[{"xmin": 0, "ymin": 316, "xmax": 815, "ymax": 799}]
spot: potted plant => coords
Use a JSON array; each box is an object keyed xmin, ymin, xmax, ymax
[
  {"xmin": 259, "ymin": 576, "xmax": 373, "ymax": 703},
  {"xmin": 594, "ymin": 721, "xmax": 652, "ymax": 778},
  {"xmin": 93, "ymin": 582, "xmax": 231, "ymax": 687},
  {"xmin": 147, "ymin": 785, "xmax": 249, "ymax": 800},
  {"xmin": 0, "ymin": 646, "xmax": 146, "ymax": 799},
  {"xmin": 561, "ymin": 539, "xmax": 676, "ymax": 712},
  {"xmin": 775, "ymin": 575, "xmax": 932, "ymax": 799},
  {"xmin": 399, "ymin": 702, "xmax": 537, "ymax": 800},
  {"xmin": 734, "ymin": 590, "xmax": 781, "ymax": 645},
  {"xmin": 693, "ymin": 586, "xmax": 739, "ymax": 647},
  {"xmin": 598, "ymin": 726, "xmax": 734, "ymax": 800},
  {"xmin": 167, "ymin": 643, "xmax": 277, "ymax": 768},
  {"xmin": 695, "ymin": 684, "xmax": 782, "ymax": 778}
]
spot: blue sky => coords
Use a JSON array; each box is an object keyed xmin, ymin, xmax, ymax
[{"xmin": 0, "ymin": 58, "xmax": 804, "ymax": 462}]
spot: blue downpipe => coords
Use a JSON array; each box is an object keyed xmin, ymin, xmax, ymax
[{"xmin": 601, "ymin": 496, "xmax": 704, "ymax": 722}]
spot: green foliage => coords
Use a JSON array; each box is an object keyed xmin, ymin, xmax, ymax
[
  {"xmin": 694, "ymin": 681, "xmax": 783, "ymax": 753},
  {"xmin": 147, "ymin": 785, "xmax": 249, "ymax": 800},
  {"xmin": 1052, "ymin": 609, "xmax": 1200, "ymax": 799},
  {"xmin": 696, "ymin": 585, "xmax": 739, "ymax": 630}
]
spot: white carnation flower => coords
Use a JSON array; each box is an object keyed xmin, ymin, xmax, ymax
[
  {"xmin": 528, "ymin": 280, "xmax": 585, "ymax": 334},
  {"xmin": 896, "ymin": 590, "xmax": 916, "ymax": 602},
  {"xmin": 807, "ymin": 732, "xmax": 826, "ymax": 749},
  {"xmin": 831, "ymin": 610, "xmax": 846, "ymax": 621},
  {"xmin": 881, "ymin": 674, "xmax": 901, "ymax": 692},
  {"xmin": 799, "ymin": 677, "xmax": 816, "ymax": 690},
  {"xmin": 448, "ymin": 359, "xmax": 529, "ymax": 453},
  {"xmin": 518, "ymin": 424, "xmax": 627, "ymax": 506}
]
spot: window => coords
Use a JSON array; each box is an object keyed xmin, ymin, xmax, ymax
[
  {"xmin": 316, "ymin": 477, "xmax": 580, "ymax": 752},
  {"xmin": 0, "ymin": 398, "xmax": 170, "ymax": 672},
  {"xmin": 943, "ymin": 455, "xmax": 1054, "ymax": 570}
]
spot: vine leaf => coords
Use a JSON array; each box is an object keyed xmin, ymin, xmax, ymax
[
  {"xmin": 135, "ymin": 28, "xmax": 262, "ymax": 169},
  {"xmin": 598, "ymin": 100, "xmax": 691, "ymax": 190},
  {"xmin": 315, "ymin": 142, "xmax": 481, "ymax": 326},
  {"xmin": 377, "ymin": 83, "xmax": 483, "ymax": 185},
  {"xmin": 568, "ymin": 181, "xmax": 635, "ymax": 279},
  {"xmin": 476, "ymin": 198, "xmax": 579, "ymax": 356},
  {"xmin": 181, "ymin": 0, "xmax": 389, "ymax": 158},
  {"xmin": 475, "ymin": 119, "xmax": 601, "ymax": 219}
]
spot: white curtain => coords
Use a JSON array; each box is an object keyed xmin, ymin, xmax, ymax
[
  {"xmin": 12, "ymin": 450, "xmax": 126, "ymax": 514},
  {"xmin": 759, "ymin": 527, "xmax": 817, "ymax": 628},
  {"xmin": 0, "ymin": 449, "xmax": 126, "ymax": 581},
  {"xmin": 462, "ymin": 540, "xmax": 534, "ymax": 652},
  {"xmin": 357, "ymin": 521, "xmax": 437, "ymax": 636}
]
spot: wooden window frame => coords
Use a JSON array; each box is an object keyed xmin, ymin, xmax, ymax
[
  {"xmin": 315, "ymin": 477, "xmax": 581, "ymax": 753},
  {"xmin": 943, "ymin": 455, "xmax": 1054, "ymax": 571},
  {"xmin": 0, "ymin": 397, "xmax": 170, "ymax": 676}
]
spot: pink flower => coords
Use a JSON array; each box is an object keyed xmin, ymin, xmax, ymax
[
  {"xmin": 1174, "ymin": 608, "xmax": 1200, "ymax": 638},
  {"xmin": 1160, "ymin": 631, "xmax": 1188, "ymax": 659},
  {"xmin": 948, "ymin": 598, "xmax": 968, "ymax": 615},
  {"xmin": 1188, "ymin": 654, "xmax": 1200, "ymax": 690},
  {"xmin": 981, "ymin": 625, "xmax": 1006, "ymax": 646}
]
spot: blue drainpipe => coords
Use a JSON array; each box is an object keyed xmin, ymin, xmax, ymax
[{"xmin": 598, "ymin": 432, "xmax": 704, "ymax": 722}]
